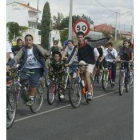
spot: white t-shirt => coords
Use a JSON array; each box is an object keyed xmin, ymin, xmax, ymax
[
  {"xmin": 6, "ymin": 42, "xmax": 14, "ymax": 59},
  {"xmin": 24, "ymin": 47, "xmax": 42, "ymax": 69},
  {"xmin": 94, "ymin": 48, "xmax": 99, "ymax": 57},
  {"xmin": 104, "ymin": 48, "xmax": 117, "ymax": 62}
]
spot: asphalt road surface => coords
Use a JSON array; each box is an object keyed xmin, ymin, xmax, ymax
[{"xmin": 7, "ymin": 80, "xmax": 133, "ymax": 140}]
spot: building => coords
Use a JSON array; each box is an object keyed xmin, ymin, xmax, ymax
[
  {"xmin": 120, "ymin": 31, "xmax": 132, "ymax": 39},
  {"xmin": 6, "ymin": 2, "xmax": 41, "ymax": 44},
  {"xmin": 94, "ymin": 24, "xmax": 114, "ymax": 33}
]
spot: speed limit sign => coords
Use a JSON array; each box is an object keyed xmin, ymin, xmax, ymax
[{"xmin": 73, "ymin": 19, "xmax": 90, "ymax": 36}]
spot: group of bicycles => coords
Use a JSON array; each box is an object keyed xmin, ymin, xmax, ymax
[{"xmin": 6, "ymin": 60, "xmax": 133, "ymax": 129}]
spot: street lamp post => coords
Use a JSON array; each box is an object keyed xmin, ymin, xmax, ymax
[{"xmin": 68, "ymin": 0, "xmax": 73, "ymax": 40}]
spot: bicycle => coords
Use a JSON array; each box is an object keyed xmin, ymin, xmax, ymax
[
  {"xmin": 102, "ymin": 61, "xmax": 115, "ymax": 90},
  {"xmin": 118, "ymin": 60, "xmax": 133, "ymax": 95},
  {"xmin": 93, "ymin": 61, "xmax": 103, "ymax": 84},
  {"xmin": 69, "ymin": 63, "xmax": 94, "ymax": 107},
  {"xmin": 7, "ymin": 67, "xmax": 44, "ymax": 113},
  {"xmin": 6, "ymin": 76, "xmax": 17, "ymax": 129},
  {"xmin": 47, "ymin": 64, "xmax": 81, "ymax": 107}
]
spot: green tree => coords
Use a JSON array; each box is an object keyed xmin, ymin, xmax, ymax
[
  {"xmin": 7, "ymin": 22, "xmax": 28, "ymax": 42},
  {"xmin": 41, "ymin": 2, "xmax": 51, "ymax": 50},
  {"xmin": 60, "ymin": 29, "xmax": 68, "ymax": 45}
]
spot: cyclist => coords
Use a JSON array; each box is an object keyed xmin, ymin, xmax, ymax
[
  {"xmin": 99, "ymin": 42, "xmax": 118, "ymax": 86},
  {"xmin": 12, "ymin": 38, "xmax": 24, "ymax": 56},
  {"xmin": 77, "ymin": 32, "xmax": 96, "ymax": 100},
  {"xmin": 84, "ymin": 36, "xmax": 99, "ymax": 62},
  {"xmin": 48, "ymin": 51, "xmax": 66, "ymax": 100},
  {"xmin": 118, "ymin": 39, "xmax": 134, "ymax": 78},
  {"xmin": 62, "ymin": 40, "xmax": 78, "ymax": 78},
  {"xmin": 6, "ymin": 34, "xmax": 49, "ymax": 106},
  {"xmin": 50, "ymin": 40, "xmax": 62, "ymax": 56},
  {"xmin": 6, "ymin": 41, "xmax": 14, "ymax": 63}
]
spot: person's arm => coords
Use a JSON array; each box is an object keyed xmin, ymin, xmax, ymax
[
  {"xmin": 7, "ymin": 49, "xmax": 23, "ymax": 67},
  {"xmin": 94, "ymin": 48, "xmax": 99, "ymax": 62},
  {"xmin": 62, "ymin": 51, "xmax": 68, "ymax": 60},
  {"xmin": 6, "ymin": 52, "xmax": 10, "ymax": 63},
  {"xmin": 36, "ymin": 44, "xmax": 49, "ymax": 58}
]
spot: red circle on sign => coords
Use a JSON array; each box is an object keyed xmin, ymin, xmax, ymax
[{"xmin": 73, "ymin": 19, "xmax": 90, "ymax": 36}]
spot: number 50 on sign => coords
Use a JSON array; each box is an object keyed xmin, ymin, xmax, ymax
[{"xmin": 73, "ymin": 20, "xmax": 90, "ymax": 36}]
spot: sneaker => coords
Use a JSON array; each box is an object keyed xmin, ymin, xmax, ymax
[
  {"xmin": 60, "ymin": 94, "xmax": 65, "ymax": 100},
  {"xmin": 26, "ymin": 96, "xmax": 35, "ymax": 106},
  {"xmin": 87, "ymin": 92, "xmax": 92, "ymax": 100},
  {"xmin": 112, "ymin": 82, "xmax": 115, "ymax": 87}
]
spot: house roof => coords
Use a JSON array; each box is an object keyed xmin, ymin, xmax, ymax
[{"xmin": 7, "ymin": 2, "xmax": 41, "ymax": 12}]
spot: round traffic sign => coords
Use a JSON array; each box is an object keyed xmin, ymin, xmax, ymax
[{"xmin": 73, "ymin": 19, "xmax": 90, "ymax": 36}]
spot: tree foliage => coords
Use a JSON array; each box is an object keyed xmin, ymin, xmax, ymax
[
  {"xmin": 41, "ymin": 2, "xmax": 51, "ymax": 50},
  {"xmin": 6, "ymin": 22, "xmax": 28, "ymax": 42}
]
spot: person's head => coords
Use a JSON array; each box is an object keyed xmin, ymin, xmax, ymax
[
  {"xmin": 106, "ymin": 42, "xmax": 113, "ymax": 51},
  {"xmin": 53, "ymin": 51, "xmax": 62, "ymax": 62},
  {"xmin": 17, "ymin": 38, "xmax": 23, "ymax": 47},
  {"xmin": 53, "ymin": 40, "xmax": 59, "ymax": 47},
  {"xmin": 77, "ymin": 31, "xmax": 85, "ymax": 44},
  {"xmin": 67, "ymin": 40, "xmax": 74, "ymax": 49},
  {"xmin": 123, "ymin": 39, "xmax": 131, "ymax": 48},
  {"xmin": 25, "ymin": 34, "xmax": 33, "ymax": 48},
  {"xmin": 84, "ymin": 36, "xmax": 91, "ymax": 43}
]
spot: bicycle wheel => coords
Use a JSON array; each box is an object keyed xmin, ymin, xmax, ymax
[
  {"xmin": 47, "ymin": 82, "xmax": 56, "ymax": 105},
  {"xmin": 125, "ymin": 77, "xmax": 130, "ymax": 92},
  {"xmin": 68, "ymin": 78, "xmax": 82, "ymax": 108},
  {"xmin": 102, "ymin": 70, "xmax": 108, "ymax": 90},
  {"xmin": 97, "ymin": 70, "xmax": 102, "ymax": 84},
  {"xmin": 129, "ymin": 71, "xmax": 134, "ymax": 86},
  {"xmin": 7, "ymin": 89, "xmax": 17, "ymax": 129},
  {"xmin": 30, "ymin": 82, "xmax": 44, "ymax": 113},
  {"xmin": 119, "ymin": 71, "xmax": 125, "ymax": 95}
]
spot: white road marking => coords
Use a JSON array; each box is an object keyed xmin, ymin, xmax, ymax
[{"xmin": 15, "ymin": 86, "xmax": 133, "ymax": 123}]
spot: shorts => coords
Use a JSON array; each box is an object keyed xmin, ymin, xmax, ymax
[
  {"xmin": 20, "ymin": 68, "xmax": 44, "ymax": 88},
  {"xmin": 86, "ymin": 64, "xmax": 95, "ymax": 74}
]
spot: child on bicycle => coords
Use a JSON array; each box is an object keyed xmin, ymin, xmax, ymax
[
  {"xmin": 6, "ymin": 34, "xmax": 49, "ymax": 106},
  {"xmin": 118, "ymin": 39, "xmax": 134, "ymax": 77},
  {"xmin": 99, "ymin": 42, "xmax": 118, "ymax": 86},
  {"xmin": 48, "ymin": 51, "xmax": 66, "ymax": 100}
]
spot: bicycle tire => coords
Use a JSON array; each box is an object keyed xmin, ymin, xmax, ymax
[
  {"xmin": 30, "ymin": 82, "xmax": 44, "ymax": 113},
  {"xmin": 102, "ymin": 70, "xmax": 108, "ymax": 90},
  {"xmin": 47, "ymin": 82, "xmax": 56, "ymax": 105},
  {"xmin": 119, "ymin": 71, "xmax": 124, "ymax": 95},
  {"xmin": 68, "ymin": 78, "xmax": 82, "ymax": 108},
  {"xmin": 7, "ymin": 89, "xmax": 17, "ymax": 129}
]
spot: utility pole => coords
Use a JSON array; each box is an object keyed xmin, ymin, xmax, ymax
[
  {"xmin": 115, "ymin": 12, "xmax": 118, "ymax": 41},
  {"xmin": 131, "ymin": 25, "xmax": 134, "ymax": 43},
  {"xmin": 68, "ymin": 0, "xmax": 73, "ymax": 40},
  {"xmin": 36, "ymin": 0, "xmax": 39, "ymax": 29}
]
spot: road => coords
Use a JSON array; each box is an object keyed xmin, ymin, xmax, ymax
[{"xmin": 7, "ymin": 81, "xmax": 133, "ymax": 140}]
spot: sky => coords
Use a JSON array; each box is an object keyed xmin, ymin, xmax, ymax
[{"xmin": 7, "ymin": 0, "xmax": 134, "ymax": 31}]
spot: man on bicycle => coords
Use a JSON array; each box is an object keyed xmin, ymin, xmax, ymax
[
  {"xmin": 6, "ymin": 34, "xmax": 49, "ymax": 106},
  {"xmin": 77, "ymin": 32, "xmax": 96, "ymax": 100},
  {"xmin": 99, "ymin": 42, "xmax": 118, "ymax": 86}
]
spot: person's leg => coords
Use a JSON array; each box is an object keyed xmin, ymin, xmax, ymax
[
  {"xmin": 27, "ymin": 68, "xmax": 43, "ymax": 106},
  {"xmin": 111, "ymin": 63, "xmax": 116, "ymax": 82},
  {"xmin": 86, "ymin": 64, "xmax": 94, "ymax": 99},
  {"xmin": 85, "ymin": 71, "xmax": 91, "ymax": 92},
  {"xmin": 58, "ymin": 73, "xmax": 65, "ymax": 99}
]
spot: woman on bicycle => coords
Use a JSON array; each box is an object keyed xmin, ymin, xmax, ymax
[
  {"xmin": 6, "ymin": 34, "xmax": 49, "ymax": 106},
  {"xmin": 118, "ymin": 39, "xmax": 134, "ymax": 77}
]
